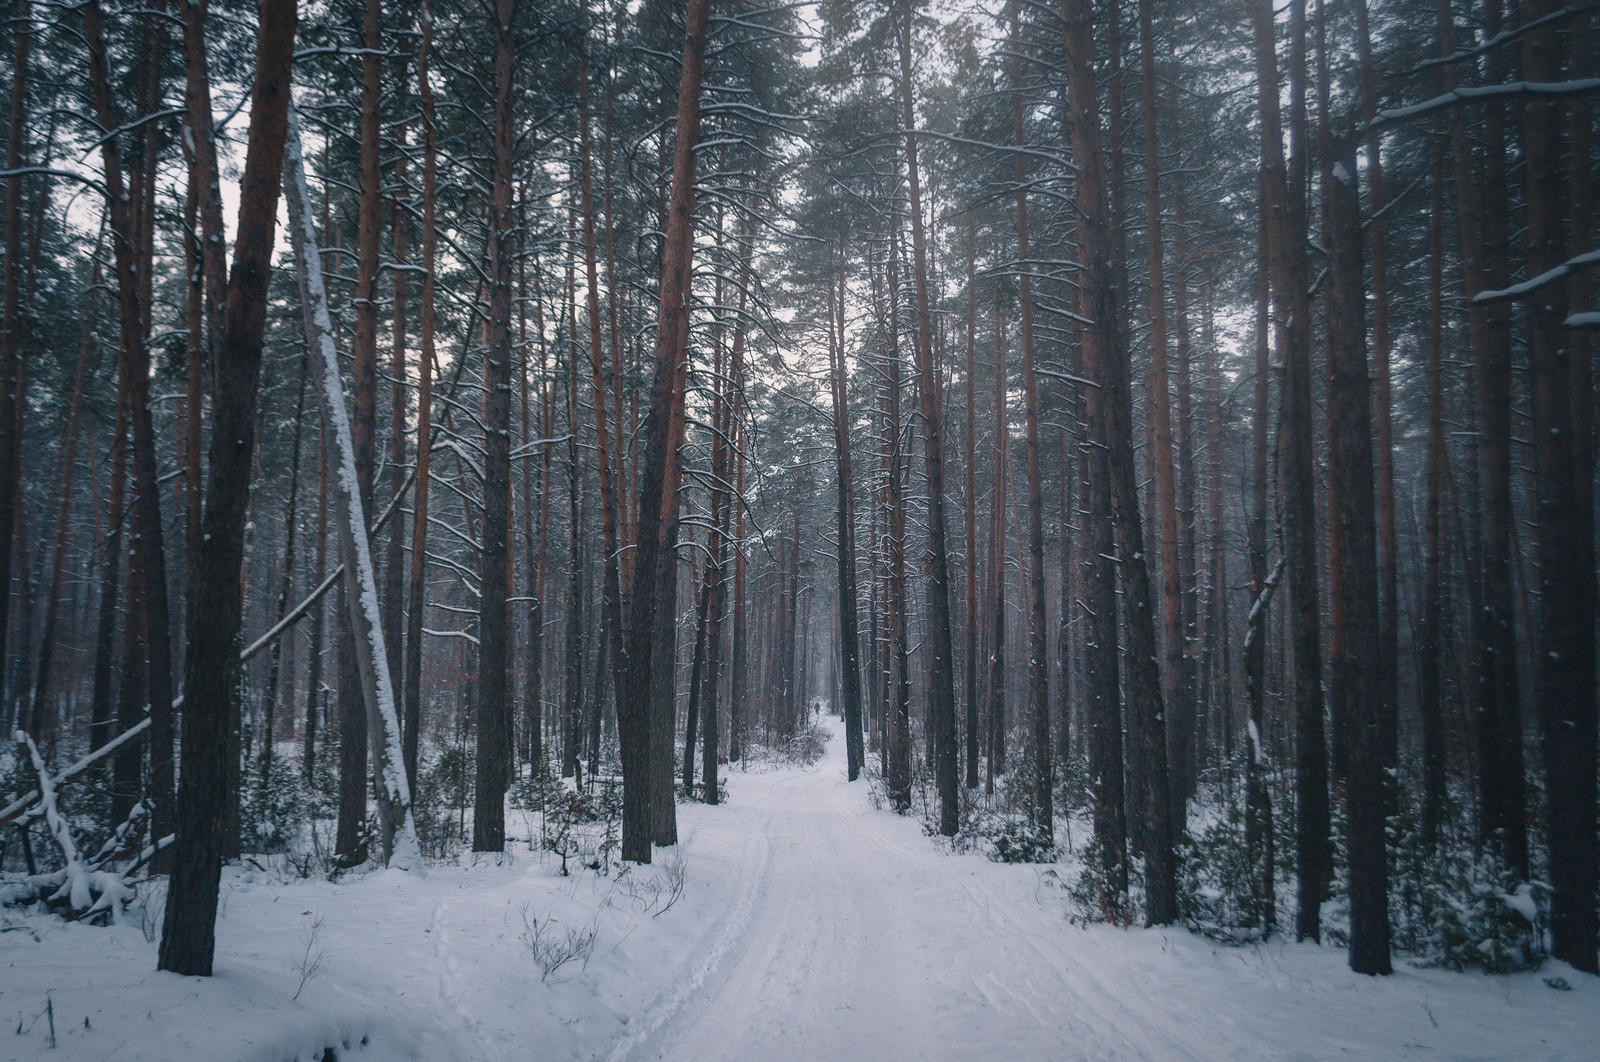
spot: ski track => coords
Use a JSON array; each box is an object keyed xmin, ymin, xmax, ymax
[
  {"xmin": 611, "ymin": 720, "xmax": 1597, "ymax": 1062},
  {"xmin": 634, "ymin": 733, "xmax": 1188, "ymax": 1062}
]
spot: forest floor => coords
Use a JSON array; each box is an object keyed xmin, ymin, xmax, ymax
[{"xmin": 4, "ymin": 717, "xmax": 1597, "ymax": 1061}]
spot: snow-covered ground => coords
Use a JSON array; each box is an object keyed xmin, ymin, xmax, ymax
[{"xmin": 5, "ymin": 718, "xmax": 1596, "ymax": 1061}]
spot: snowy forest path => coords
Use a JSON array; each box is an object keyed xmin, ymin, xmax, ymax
[{"xmin": 623, "ymin": 717, "xmax": 1221, "ymax": 1062}]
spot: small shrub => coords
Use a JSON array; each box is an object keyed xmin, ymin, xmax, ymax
[
  {"xmin": 1177, "ymin": 804, "xmax": 1272, "ymax": 944},
  {"xmin": 1066, "ymin": 832, "xmax": 1132, "ymax": 926},
  {"xmin": 241, "ymin": 758, "xmax": 314, "ymax": 854},
  {"xmin": 990, "ymin": 815, "xmax": 1057, "ymax": 864},
  {"xmin": 517, "ymin": 903, "xmax": 598, "ymax": 983}
]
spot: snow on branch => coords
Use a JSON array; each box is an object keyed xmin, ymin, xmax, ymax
[
  {"xmin": 1473, "ymin": 248, "xmax": 1600, "ymax": 304},
  {"xmin": 1374, "ymin": 78, "xmax": 1600, "ymax": 125}
]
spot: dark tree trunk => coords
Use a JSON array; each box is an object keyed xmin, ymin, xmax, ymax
[
  {"xmin": 988, "ymin": 312, "xmax": 1008, "ymax": 795},
  {"xmin": 1062, "ymin": 0, "xmax": 1128, "ymax": 920},
  {"xmin": 1419, "ymin": 82, "xmax": 1447, "ymax": 850},
  {"xmin": 1245, "ymin": 173, "xmax": 1276, "ymax": 930},
  {"xmin": 881, "ymin": 232, "xmax": 913, "ymax": 812},
  {"xmin": 1521, "ymin": 0, "xmax": 1596, "ymax": 973},
  {"xmin": 963, "ymin": 224, "xmax": 980, "ymax": 791},
  {"xmin": 83, "ymin": 0, "xmax": 178, "ymax": 869},
  {"xmin": 1008, "ymin": 8, "xmax": 1051, "ymax": 839},
  {"xmin": 0, "ymin": 0, "xmax": 31, "ymax": 719},
  {"xmin": 472, "ymin": 0, "xmax": 518, "ymax": 854},
  {"xmin": 1063, "ymin": 0, "xmax": 1174, "ymax": 924},
  {"xmin": 1351, "ymin": 0, "xmax": 1399, "ymax": 781},
  {"xmin": 828, "ymin": 234, "xmax": 866, "ymax": 782},
  {"xmin": 1255, "ymin": 0, "xmax": 1329, "ymax": 940},
  {"xmin": 27, "ymin": 266, "xmax": 99, "ymax": 734},
  {"xmin": 403, "ymin": 2, "xmax": 438, "ymax": 786},
  {"xmin": 578, "ymin": 2, "xmax": 631, "ymax": 739},
  {"xmin": 619, "ymin": 0, "xmax": 712, "ymax": 865},
  {"xmin": 896, "ymin": 0, "xmax": 960, "ymax": 837},
  {"xmin": 304, "ymin": 443, "xmax": 327, "ymax": 782},
  {"xmin": 159, "ymin": 0, "xmax": 298, "ymax": 975},
  {"xmin": 1139, "ymin": 0, "xmax": 1192, "ymax": 830},
  {"xmin": 1325, "ymin": 151, "xmax": 1391, "ymax": 976},
  {"xmin": 1472, "ymin": 0, "xmax": 1527, "ymax": 878},
  {"xmin": 258, "ymin": 355, "xmax": 309, "ymax": 784}
]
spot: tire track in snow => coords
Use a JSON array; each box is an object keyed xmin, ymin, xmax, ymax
[{"xmin": 604, "ymin": 802, "xmax": 774, "ymax": 1062}]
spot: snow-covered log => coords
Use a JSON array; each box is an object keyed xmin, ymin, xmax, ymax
[{"xmin": 282, "ymin": 105, "xmax": 421, "ymax": 872}]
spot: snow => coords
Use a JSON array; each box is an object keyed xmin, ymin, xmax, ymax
[{"xmin": 6, "ymin": 717, "xmax": 1597, "ymax": 1060}]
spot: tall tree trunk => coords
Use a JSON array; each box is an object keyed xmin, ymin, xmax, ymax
[
  {"xmin": 829, "ymin": 234, "xmax": 866, "ymax": 781},
  {"xmin": 988, "ymin": 310, "xmax": 1008, "ymax": 794},
  {"xmin": 0, "ymin": 0, "xmax": 31, "ymax": 720},
  {"xmin": 1521, "ymin": 0, "xmax": 1595, "ymax": 972},
  {"xmin": 882, "ymin": 230, "xmax": 913, "ymax": 812},
  {"xmin": 1420, "ymin": 113, "xmax": 1446, "ymax": 852},
  {"xmin": 472, "ymin": 0, "xmax": 518, "ymax": 854},
  {"xmin": 1173, "ymin": 158, "xmax": 1200, "ymax": 780},
  {"xmin": 520, "ymin": 245, "xmax": 549, "ymax": 771},
  {"xmin": 83, "ymin": 0, "xmax": 177, "ymax": 866},
  {"xmin": 1325, "ymin": 151, "xmax": 1391, "ymax": 976},
  {"xmin": 384, "ymin": 117, "xmax": 410, "ymax": 723},
  {"xmin": 1472, "ymin": 0, "xmax": 1527, "ymax": 877},
  {"xmin": 403, "ymin": 1, "xmax": 438, "ymax": 786},
  {"xmin": 1351, "ymin": 0, "xmax": 1398, "ymax": 777},
  {"xmin": 159, "ymin": 0, "xmax": 299, "ymax": 975},
  {"xmin": 258, "ymin": 354, "xmax": 310, "ymax": 784},
  {"xmin": 1255, "ymin": 0, "xmax": 1329, "ymax": 939},
  {"xmin": 1064, "ymin": 0, "xmax": 1173, "ymax": 925},
  {"xmin": 27, "ymin": 261, "xmax": 99, "ymax": 733},
  {"xmin": 563, "ymin": 235, "xmax": 587, "ymax": 781},
  {"xmin": 1009, "ymin": 4, "xmax": 1051, "ymax": 839},
  {"xmin": 579, "ymin": 3, "xmax": 630, "ymax": 716},
  {"xmin": 1139, "ymin": 0, "xmax": 1192, "ymax": 828},
  {"xmin": 1245, "ymin": 173, "xmax": 1276, "ymax": 930},
  {"xmin": 1062, "ymin": 0, "xmax": 1128, "ymax": 920},
  {"xmin": 896, "ymin": 0, "xmax": 960, "ymax": 836},
  {"xmin": 619, "ymin": 0, "xmax": 711, "ymax": 864},
  {"xmin": 963, "ymin": 223, "xmax": 980, "ymax": 790},
  {"xmin": 729, "ymin": 339, "xmax": 749, "ymax": 765},
  {"xmin": 304, "ymin": 441, "xmax": 327, "ymax": 782}
]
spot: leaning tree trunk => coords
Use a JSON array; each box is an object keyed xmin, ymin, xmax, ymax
[{"xmin": 285, "ymin": 107, "xmax": 420, "ymax": 871}]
